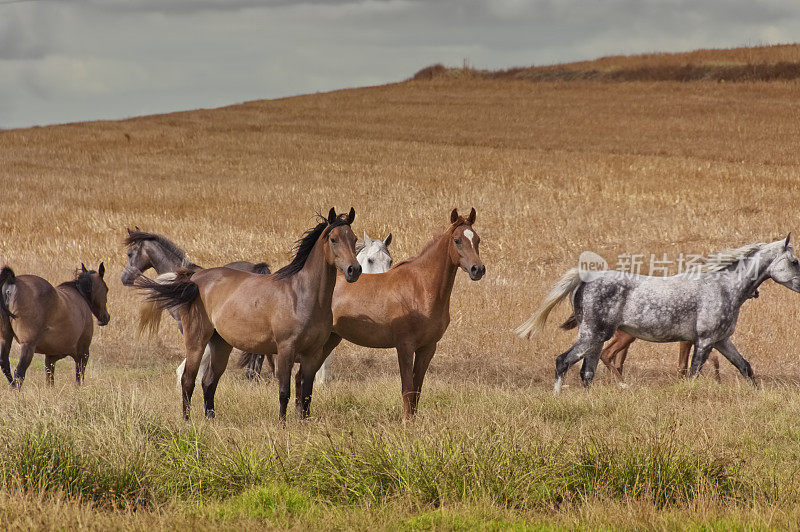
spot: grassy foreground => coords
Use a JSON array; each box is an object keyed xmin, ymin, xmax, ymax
[
  {"xmin": 0, "ymin": 367, "xmax": 799, "ymax": 530},
  {"xmin": 4, "ymin": 43, "xmax": 800, "ymax": 529}
]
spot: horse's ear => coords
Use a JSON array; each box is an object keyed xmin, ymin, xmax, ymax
[
  {"xmin": 467, "ymin": 208, "xmax": 476, "ymax": 225},
  {"xmin": 346, "ymin": 207, "xmax": 355, "ymax": 224},
  {"xmin": 363, "ymin": 231, "xmax": 371, "ymax": 245},
  {"xmin": 785, "ymin": 233, "xmax": 792, "ymax": 250},
  {"xmin": 384, "ymin": 233, "xmax": 392, "ymax": 247},
  {"xmin": 81, "ymin": 263, "xmax": 88, "ymax": 273},
  {"xmin": 127, "ymin": 227, "xmax": 133, "ymax": 236},
  {"xmin": 98, "ymin": 262, "xmax": 105, "ymax": 278},
  {"xmin": 328, "ymin": 208, "xmax": 337, "ymax": 224},
  {"xmin": 135, "ymin": 226, "xmax": 140, "ymax": 231},
  {"xmin": 450, "ymin": 209, "xmax": 459, "ymax": 223}
]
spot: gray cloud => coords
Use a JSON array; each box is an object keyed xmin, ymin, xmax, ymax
[{"xmin": 1, "ymin": 0, "xmax": 799, "ymax": 128}]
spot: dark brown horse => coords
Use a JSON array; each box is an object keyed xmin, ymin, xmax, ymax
[
  {"xmin": 137, "ymin": 208, "xmax": 361, "ymax": 421},
  {"xmin": 318, "ymin": 208, "xmax": 485, "ymax": 419},
  {"xmin": 0, "ymin": 264, "xmax": 109, "ymax": 388}
]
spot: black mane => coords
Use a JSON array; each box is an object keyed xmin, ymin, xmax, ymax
[
  {"xmin": 273, "ymin": 214, "xmax": 351, "ymax": 280},
  {"xmin": 59, "ymin": 270, "xmax": 94, "ymax": 301},
  {"xmin": 123, "ymin": 230, "xmax": 188, "ymax": 262}
]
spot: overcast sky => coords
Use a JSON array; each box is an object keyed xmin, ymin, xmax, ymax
[{"xmin": 1, "ymin": 0, "xmax": 798, "ymax": 129}]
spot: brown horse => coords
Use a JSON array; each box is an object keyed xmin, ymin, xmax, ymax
[
  {"xmin": 0, "ymin": 264, "xmax": 110, "ymax": 388},
  {"xmin": 596, "ymin": 331, "xmax": 719, "ymax": 383},
  {"xmin": 317, "ymin": 208, "xmax": 485, "ymax": 419},
  {"xmin": 137, "ymin": 208, "xmax": 361, "ymax": 421}
]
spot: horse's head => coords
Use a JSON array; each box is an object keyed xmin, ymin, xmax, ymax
[
  {"xmin": 121, "ymin": 227, "xmax": 152, "ymax": 286},
  {"xmin": 448, "ymin": 208, "xmax": 485, "ymax": 281},
  {"xmin": 324, "ymin": 207, "xmax": 361, "ymax": 283},
  {"xmin": 356, "ymin": 231, "xmax": 393, "ymax": 274},
  {"xmin": 80, "ymin": 262, "xmax": 110, "ymax": 326},
  {"xmin": 769, "ymin": 234, "xmax": 800, "ymax": 293}
]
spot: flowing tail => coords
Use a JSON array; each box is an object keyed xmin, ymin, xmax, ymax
[
  {"xmin": 514, "ymin": 268, "xmax": 582, "ymax": 339},
  {"xmin": 0, "ymin": 266, "xmax": 17, "ymax": 319},
  {"xmin": 135, "ymin": 271, "xmax": 198, "ymax": 337}
]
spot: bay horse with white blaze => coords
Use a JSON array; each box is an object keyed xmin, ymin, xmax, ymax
[
  {"xmin": 137, "ymin": 208, "xmax": 361, "ymax": 421},
  {"xmin": 319, "ymin": 208, "xmax": 485, "ymax": 419},
  {"xmin": 0, "ymin": 264, "xmax": 110, "ymax": 388}
]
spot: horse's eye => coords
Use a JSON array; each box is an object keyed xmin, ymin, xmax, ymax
[
  {"xmin": 368, "ymin": 259, "xmax": 374, "ymax": 264},
  {"xmin": 330, "ymin": 237, "xmax": 338, "ymax": 244},
  {"xmin": 454, "ymin": 238, "xmax": 462, "ymax": 246}
]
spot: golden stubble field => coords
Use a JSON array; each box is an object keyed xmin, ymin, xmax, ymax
[{"xmin": 2, "ymin": 75, "xmax": 800, "ymax": 528}]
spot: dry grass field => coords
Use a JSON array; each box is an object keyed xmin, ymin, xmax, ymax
[{"xmin": 3, "ymin": 46, "xmax": 800, "ymax": 529}]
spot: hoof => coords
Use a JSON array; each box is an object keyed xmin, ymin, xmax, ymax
[
  {"xmin": 617, "ymin": 382, "xmax": 629, "ymax": 389},
  {"xmin": 205, "ymin": 409, "xmax": 215, "ymax": 419}
]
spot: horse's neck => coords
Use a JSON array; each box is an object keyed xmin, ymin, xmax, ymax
[
  {"xmin": 725, "ymin": 246, "xmax": 777, "ymax": 301},
  {"xmin": 151, "ymin": 247, "xmax": 197, "ymax": 274},
  {"xmin": 410, "ymin": 232, "xmax": 458, "ymax": 309},
  {"xmin": 291, "ymin": 239, "xmax": 337, "ymax": 313}
]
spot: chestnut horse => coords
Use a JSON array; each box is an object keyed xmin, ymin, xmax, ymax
[
  {"xmin": 137, "ymin": 208, "xmax": 361, "ymax": 421},
  {"xmin": 0, "ymin": 264, "xmax": 110, "ymax": 388},
  {"xmin": 317, "ymin": 208, "xmax": 485, "ymax": 419}
]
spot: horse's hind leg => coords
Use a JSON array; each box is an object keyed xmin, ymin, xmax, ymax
[
  {"xmin": 201, "ymin": 333, "xmax": 233, "ymax": 419},
  {"xmin": 599, "ymin": 331, "xmax": 634, "ymax": 384},
  {"xmin": 677, "ymin": 341, "xmax": 692, "ymax": 377},
  {"xmin": 688, "ymin": 341, "xmax": 713, "ymax": 379},
  {"xmin": 180, "ymin": 312, "xmax": 214, "ymax": 420},
  {"xmin": 44, "ymin": 356, "xmax": 56, "ymax": 387},
  {"xmin": 712, "ymin": 338, "xmax": 755, "ymax": 385},
  {"xmin": 12, "ymin": 343, "xmax": 36, "ymax": 389},
  {"xmin": 555, "ymin": 335, "xmax": 605, "ymax": 394}
]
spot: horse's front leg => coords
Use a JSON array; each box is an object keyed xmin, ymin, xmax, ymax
[
  {"xmin": 0, "ymin": 324, "xmax": 12, "ymax": 384},
  {"xmin": 298, "ymin": 351, "xmax": 328, "ymax": 419},
  {"xmin": 396, "ymin": 343, "xmax": 415, "ymax": 419},
  {"xmin": 599, "ymin": 331, "xmax": 634, "ymax": 384},
  {"xmin": 75, "ymin": 351, "xmax": 89, "ymax": 384},
  {"xmin": 44, "ymin": 356, "xmax": 56, "ymax": 387},
  {"xmin": 713, "ymin": 337, "xmax": 755, "ymax": 385},
  {"xmin": 275, "ymin": 346, "xmax": 296, "ymax": 424},
  {"xmin": 12, "ymin": 343, "xmax": 36, "ymax": 389}
]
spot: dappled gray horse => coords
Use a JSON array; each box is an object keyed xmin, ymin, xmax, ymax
[
  {"xmin": 516, "ymin": 236, "xmax": 800, "ymax": 392},
  {"xmin": 241, "ymin": 231, "xmax": 393, "ymax": 384},
  {"xmin": 121, "ymin": 228, "xmax": 270, "ymax": 385}
]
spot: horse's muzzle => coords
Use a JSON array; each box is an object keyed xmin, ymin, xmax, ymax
[
  {"xmin": 344, "ymin": 264, "xmax": 362, "ymax": 283},
  {"xmin": 97, "ymin": 315, "xmax": 110, "ymax": 327},
  {"xmin": 469, "ymin": 264, "xmax": 486, "ymax": 281}
]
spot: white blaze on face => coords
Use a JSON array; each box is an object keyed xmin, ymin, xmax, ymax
[{"xmin": 463, "ymin": 229, "xmax": 475, "ymax": 247}]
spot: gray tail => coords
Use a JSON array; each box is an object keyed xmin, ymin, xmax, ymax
[{"xmin": 0, "ymin": 266, "xmax": 16, "ymax": 319}]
